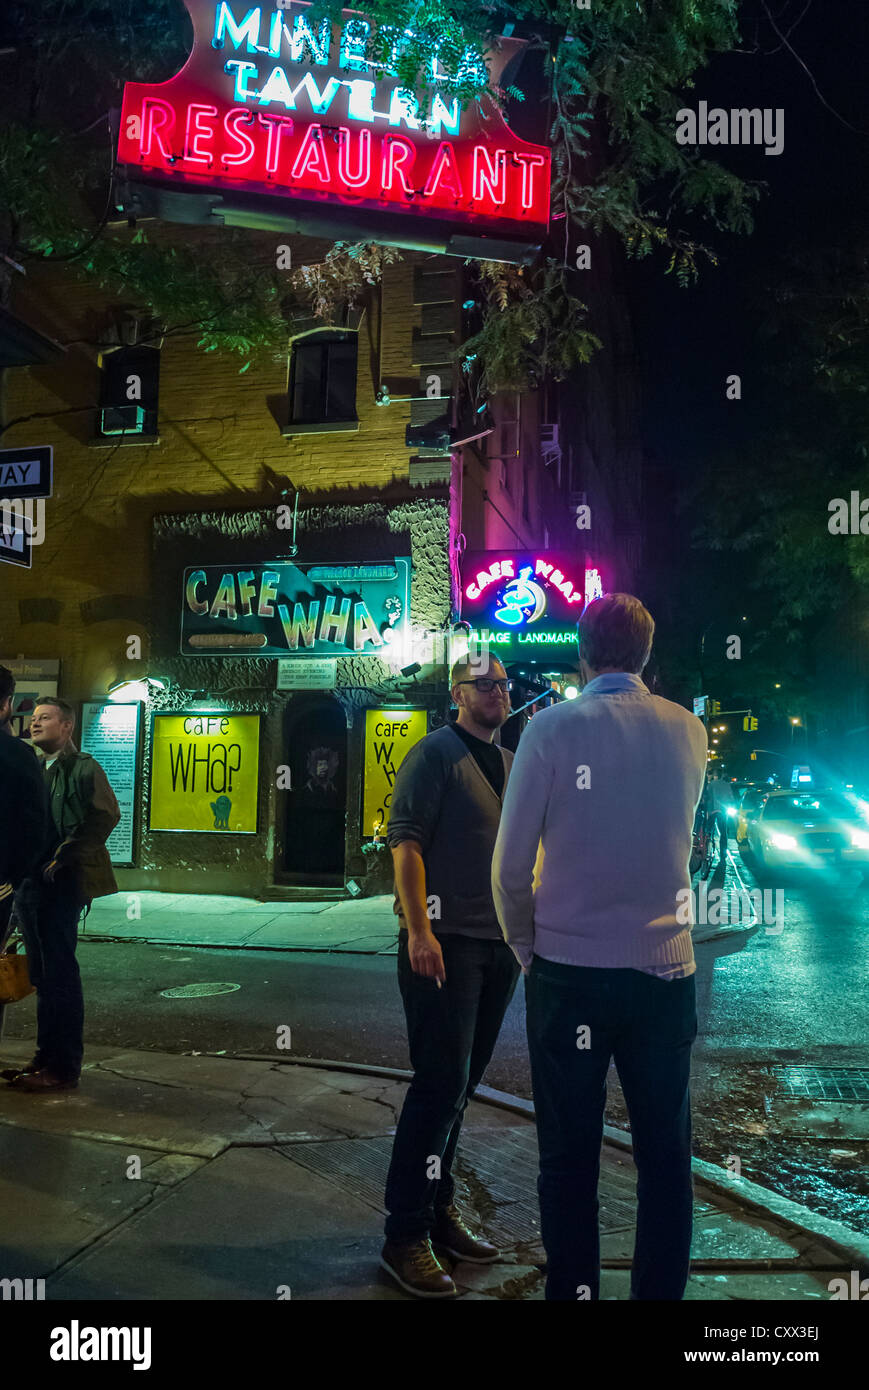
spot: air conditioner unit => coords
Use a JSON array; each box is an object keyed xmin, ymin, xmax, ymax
[{"xmin": 100, "ymin": 404, "xmax": 145, "ymax": 435}]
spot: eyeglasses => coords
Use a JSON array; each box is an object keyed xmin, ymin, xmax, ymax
[{"xmin": 456, "ymin": 678, "xmax": 509, "ymax": 694}]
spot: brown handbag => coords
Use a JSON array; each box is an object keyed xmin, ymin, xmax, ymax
[{"xmin": 0, "ymin": 946, "xmax": 35, "ymax": 1004}]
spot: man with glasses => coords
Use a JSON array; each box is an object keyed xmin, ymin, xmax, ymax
[{"xmin": 381, "ymin": 653, "xmax": 520, "ymax": 1298}]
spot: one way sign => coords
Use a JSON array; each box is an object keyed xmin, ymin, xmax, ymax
[{"xmin": 0, "ymin": 445, "xmax": 53, "ymax": 500}]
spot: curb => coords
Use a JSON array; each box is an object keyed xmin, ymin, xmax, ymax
[
  {"xmin": 78, "ymin": 931, "xmax": 397, "ymax": 955},
  {"xmin": 222, "ymin": 1051, "xmax": 869, "ymax": 1272}
]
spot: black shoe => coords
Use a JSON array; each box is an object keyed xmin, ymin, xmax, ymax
[
  {"xmin": 1, "ymin": 1057, "xmax": 41, "ymax": 1082},
  {"xmin": 8, "ymin": 1068, "xmax": 79, "ymax": 1092}
]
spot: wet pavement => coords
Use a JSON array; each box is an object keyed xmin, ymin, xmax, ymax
[{"xmin": 0, "ymin": 1046, "xmax": 864, "ymax": 1301}]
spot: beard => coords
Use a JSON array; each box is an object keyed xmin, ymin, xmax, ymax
[{"xmin": 472, "ymin": 703, "xmax": 508, "ymax": 728}]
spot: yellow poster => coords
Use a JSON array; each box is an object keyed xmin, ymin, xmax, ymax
[
  {"xmin": 150, "ymin": 713, "xmax": 260, "ymax": 832},
  {"xmin": 363, "ymin": 709, "xmax": 427, "ymax": 837}
]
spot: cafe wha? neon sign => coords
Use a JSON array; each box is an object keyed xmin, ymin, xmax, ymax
[{"xmin": 116, "ymin": 1, "xmax": 550, "ymax": 244}]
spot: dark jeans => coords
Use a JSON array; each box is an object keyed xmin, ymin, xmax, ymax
[
  {"xmin": 384, "ymin": 930, "xmax": 520, "ymax": 1243},
  {"xmin": 526, "ymin": 958, "xmax": 697, "ymax": 1301},
  {"xmin": 14, "ymin": 874, "xmax": 86, "ymax": 1081}
]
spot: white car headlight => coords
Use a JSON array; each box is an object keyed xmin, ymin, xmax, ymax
[
  {"xmin": 850, "ymin": 831, "xmax": 869, "ymax": 850},
  {"xmin": 770, "ymin": 833, "xmax": 798, "ymax": 850},
  {"xmin": 726, "ymin": 806, "xmax": 737, "ymax": 817}
]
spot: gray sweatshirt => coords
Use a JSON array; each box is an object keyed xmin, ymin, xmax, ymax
[
  {"xmin": 492, "ymin": 672, "xmax": 708, "ymax": 970},
  {"xmin": 387, "ymin": 724, "xmax": 513, "ymax": 939}
]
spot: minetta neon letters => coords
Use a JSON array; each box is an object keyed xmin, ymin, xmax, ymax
[{"xmin": 117, "ymin": 1, "xmax": 550, "ymax": 235}]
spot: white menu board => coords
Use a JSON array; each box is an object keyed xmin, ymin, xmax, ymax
[{"xmin": 80, "ymin": 702, "xmax": 140, "ymax": 865}]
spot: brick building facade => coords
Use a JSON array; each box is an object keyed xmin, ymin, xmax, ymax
[{"xmin": 1, "ymin": 216, "xmax": 645, "ymax": 898}]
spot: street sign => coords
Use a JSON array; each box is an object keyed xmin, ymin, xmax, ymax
[
  {"xmin": 693, "ymin": 696, "xmax": 708, "ymax": 718},
  {"xmin": 0, "ymin": 510, "xmax": 32, "ymax": 568},
  {"xmin": 0, "ymin": 445, "xmax": 53, "ymax": 500}
]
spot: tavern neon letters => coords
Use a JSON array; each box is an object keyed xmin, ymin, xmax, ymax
[{"xmin": 118, "ymin": 1, "xmax": 550, "ymax": 226}]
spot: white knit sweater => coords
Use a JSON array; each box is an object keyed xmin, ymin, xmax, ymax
[{"xmin": 491, "ymin": 672, "xmax": 708, "ymax": 970}]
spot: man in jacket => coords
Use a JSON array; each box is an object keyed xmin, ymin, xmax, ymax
[
  {"xmin": 6, "ymin": 696, "xmax": 120, "ymax": 1092},
  {"xmin": 492, "ymin": 594, "xmax": 708, "ymax": 1301},
  {"xmin": 0, "ymin": 665, "xmax": 49, "ymax": 942},
  {"xmin": 705, "ymin": 769, "xmax": 736, "ymax": 866},
  {"xmin": 381, "ymin": 654, "xmax": 519, "ymax": 1298}
]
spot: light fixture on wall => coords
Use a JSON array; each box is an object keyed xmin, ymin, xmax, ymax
[{"xmin": 107, "ymin": 676, "xmax": 170, "ymax": 702}]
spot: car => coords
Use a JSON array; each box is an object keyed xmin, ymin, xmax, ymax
[
  {"xmin": 746, "ymin": 788, "xmax": 869, "ymax": 873},
  {"xmin": 736, "ymin": 785, "xmax": 770, "ymax": 845}
]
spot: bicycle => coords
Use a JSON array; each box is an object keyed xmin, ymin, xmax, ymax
[{"xmin": 690, "ymin": 812, "xmax": 721, "ymax": 880}]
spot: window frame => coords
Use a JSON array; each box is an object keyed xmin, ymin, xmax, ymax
[{"xmin": 285, "ymin": 330, "xmax": 359, "ymax": 434}]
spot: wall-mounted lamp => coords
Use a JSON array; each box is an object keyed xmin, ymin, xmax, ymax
[{"xmin": 107, "ymin": 676, "xmax": 170, "ymax": 702}]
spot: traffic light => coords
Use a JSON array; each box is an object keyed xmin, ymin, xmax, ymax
[
  {"xmin": 743, "ymin": 715, "xmax": 759, "ymax": 731},
  {"xmin": 750, "ymin": 716, "xmax": 758, "ymax": 731},
  {"xmin": 750, "ymin": 751, "xmax": 757, "ymax": 760},
  {"xmin": 710, "ymin": 700, "xmax": 721, "ymax": 715}
]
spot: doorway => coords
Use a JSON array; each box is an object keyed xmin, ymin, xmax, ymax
[{"xmin": 282, "ymin": 698, "xmax": 347, "ymax": 882}]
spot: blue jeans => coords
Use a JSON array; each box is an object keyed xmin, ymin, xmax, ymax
[
  {"xmin": 384, "ymin": 931, "xmax": 520, "ymax": 1243},
  {"xmin": 14, "ymin": 874, "xmax": 86, "ymax": 1081},
  {"xmin": 526, "ymin": 958, "xmax": 697, "ymax": 1300}
]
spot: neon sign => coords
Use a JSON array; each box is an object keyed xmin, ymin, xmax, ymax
[
  {"xmin": 465, "ymin": 555, "xmax": 585, "ymax": 607},
  {"xmin": 461, "ymin": 551, "xmax": 605, "ymax": 662},
  {"xmin": 116, "ymin": 2, "xmax": 550, "ymax": 248}
]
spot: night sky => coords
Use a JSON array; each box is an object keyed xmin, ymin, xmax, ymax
[{"xmin": 634, "ymin": 0, "xmax": 869, "ymax": 471}]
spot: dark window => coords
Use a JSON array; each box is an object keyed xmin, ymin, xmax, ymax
[
  {"xmin": 97, "ymin": 346, "xmax": 160, "ymax": 437},
  {"xmin": 289, "ymin": 332, "xmax": 358, "ymax": 425}
]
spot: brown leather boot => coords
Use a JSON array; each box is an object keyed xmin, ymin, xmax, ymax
[
  {"xmin": 380, "ymin": 1238, "xmax": 458, "ymax": 1298},
  {"xmin": 431, "ymin": 1204, "xmax": 499, "ymax": 1263}
]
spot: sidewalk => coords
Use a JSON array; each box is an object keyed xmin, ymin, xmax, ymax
[
  {"xmin": 80, "ymin": 845, "xmax": 756, "ymax": 955},
  {"xmin": 0, "ymin": 1045, "xmax": 865, "ymax": 1300}
]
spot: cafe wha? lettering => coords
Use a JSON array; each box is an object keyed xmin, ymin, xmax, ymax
[{"xmin": 180, "ymin": 559, "xmax": 411, "ymax": 657}]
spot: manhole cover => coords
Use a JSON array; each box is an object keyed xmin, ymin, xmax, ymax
[
  {"xmin": 159, "ymin": 982, "xmax": 242, "ymax": 998},
  {"xmin": 773, "ymin": 1066, "xmax": 869, "ymax": 1102}
]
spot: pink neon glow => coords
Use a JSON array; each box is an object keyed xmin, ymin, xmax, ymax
[
  {"xmin": 140, "ymin": 98, "xmax": 175, "ymax": 160},
  {"xmin": 258, "ymin": 112, "xmax": 295, "ymax": 174},
  {"xmin": 513, "ymin": 152, "xmax": 546, "ymax": 210},
  {"xmin": 291, "ymin": 124, "xmax": 331, "ymax": 183},
  {"xmin": 423, "ymin": 142, "xmax": 463, "ymax": 200},
  {"xmin": 117, "ymin": 1, "xmax": 550, "ymax": 231},
  {"xmin": 222, "ymin": 107, "xmax": 256, "ymax": 166},
  {"xmin": 472, "ymin": 147, "xmax": 506, "ymax": 205},
  {"xmin": 464, "ymin": 555, "xmax": 588, "ymax": 604},
  {"xmin": 184, "ymin": 103, "xmax": 218, "ymax": 164},
  {"xmin": 381, "ymin": 137, "xmax": 415, "ymax": 195},
  {"xmin": 337, "ymin": 126, "xmax": 371, "ymax": 188}
]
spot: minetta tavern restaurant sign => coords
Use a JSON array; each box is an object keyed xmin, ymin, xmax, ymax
[
  {"xmin": 180, "ymin": 558, "xmax": 411, "ymax": 658},
  {"xmin": 461, "ymin": 551, "xmax": 605, "ymax": 662},
  {"xmin": 116, "ymin": 1, "xmax": 550, "ymax": 256}
]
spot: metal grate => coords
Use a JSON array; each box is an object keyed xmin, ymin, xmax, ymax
[
  {"xmin": 282, "ymin": 1125, "xmax": 705, "ymax": 1250},
  {"xmin": 773, "ymin": 1066, "xmax": 869, "ymax": 1102}
]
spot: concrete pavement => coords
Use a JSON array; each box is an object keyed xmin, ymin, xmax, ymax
[
  {"xmin": 80, "ymin": 846, "xmax": 757, "ymax": 954},
  {"xmin": 0, "ymin": 1044, "xmax": 865, "ymax": 1301}
]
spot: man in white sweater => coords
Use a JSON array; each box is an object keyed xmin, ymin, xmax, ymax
[{"xmin": 492, "ymin": 593, "xmax": 708, "ymax": 1300}]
